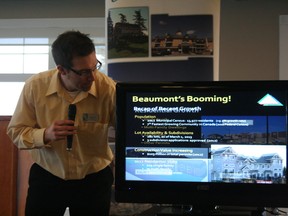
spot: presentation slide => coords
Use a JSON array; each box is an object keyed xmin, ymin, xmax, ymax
[
  {"xmin": 126, "ymin": 91, "xmax": 286, "ymax": 146},
  {"xmin": 123, "ymin": 90, "xmax": 287, "ymax": 183}
]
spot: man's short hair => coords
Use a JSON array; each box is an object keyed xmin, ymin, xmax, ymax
[{"xmin": 52, "ymin": 30, "xmax": 95, "ymax": 68}]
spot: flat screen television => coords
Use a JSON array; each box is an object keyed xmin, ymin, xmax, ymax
[{"xmin": 115, "ymin": 80, "xmax": 288, "ymax": 215}]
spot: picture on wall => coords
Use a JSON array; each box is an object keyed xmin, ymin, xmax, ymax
[
  {"xmin": 107, "ymin": 7, "xmax": 149, "ymax": 59},
  {"xmin": 151, "ymin": 14, "xmax": 213, "ymax": 57}
]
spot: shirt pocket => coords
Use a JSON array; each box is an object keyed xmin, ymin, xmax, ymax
[{"xmin": 76, "ymin": 122, "xmax": 109, "ymax": 153}]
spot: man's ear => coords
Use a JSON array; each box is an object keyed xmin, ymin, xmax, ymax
[{"xmin": 57, "ymin": 65, "xmax": 68, "ymax": 75}]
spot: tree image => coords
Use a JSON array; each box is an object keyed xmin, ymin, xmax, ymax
[
  {"xmin": 133, "ymin": 10, "xmax": 147, "ymax": 31},
  {"xmin": 119, "ymin": 13, "xmax": 127, "ymax": 23},
  {"xmin": 108, "ymin": 7, "xmax": 149, "ymax": 58}
]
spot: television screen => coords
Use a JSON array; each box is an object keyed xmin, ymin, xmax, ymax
[{"xmin": 115, "ymin": 81, "xmax": 288, "ymax": 214}]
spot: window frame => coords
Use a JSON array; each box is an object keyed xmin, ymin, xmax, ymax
[
  {"xmin": 0, "ymin": 17, "xmax": 105, "ymax": 83},
  {"xmin": 0, "ymin": 18, "xmax": 105, "ymax": 116}
]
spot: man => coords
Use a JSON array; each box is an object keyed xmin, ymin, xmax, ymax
[{"xmin": 7, "ymin": 30, "xmax": 115, "ymax": 216}]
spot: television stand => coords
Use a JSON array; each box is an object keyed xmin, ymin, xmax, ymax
[{"xmin": 137, "ymin": 205, "xmax": 264, "ymax": 216}]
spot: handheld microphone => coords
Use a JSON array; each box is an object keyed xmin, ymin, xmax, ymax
[{"xmin": 67, "ymin": 104, "xmax": 76, "ymax": 151}]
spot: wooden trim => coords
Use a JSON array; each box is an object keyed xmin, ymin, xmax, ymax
[
  {"xmin": 0, "ymin": 116, "xmax": 12, "ymax": 121},
  {"xmin": 0, "ymin": 116, "xmax": 18, "ymax": 216}
]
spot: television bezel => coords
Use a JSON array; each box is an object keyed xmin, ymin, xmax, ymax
[{"xmin": 115, "ymin": 80, "xmax": 288, "ymax": 209}]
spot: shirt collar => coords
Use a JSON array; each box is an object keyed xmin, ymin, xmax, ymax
[
  {"xmin": 46, "ymin": 69, "xmax": 60, "ymax": 96},
  {"xmin": 87, "ymin": 81, "xmax": 97, "ymax": 97}
]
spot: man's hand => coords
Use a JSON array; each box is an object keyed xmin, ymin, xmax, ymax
[{"xmin": 44, "ymin": 120, "xmax": 76, "ymax": 144}]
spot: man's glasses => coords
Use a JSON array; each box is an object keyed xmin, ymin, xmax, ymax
[{"xmin": 68, "ymin": 61, "xmax": 102, "ymax": 77}]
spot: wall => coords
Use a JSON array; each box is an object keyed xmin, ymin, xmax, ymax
[
  {"xmin": 0, "ymin": 0, "xmax": 287, "ymax": 80},
  {"xmin": 0, "ymin": 0, "xmax": 104, "ymax": 18},
  {"xmin": 280, "ymin": 15, "xmax": 288, "ymax": 80},
  {"xmin": 219, "ymin": 0, "xmax": 288, "ymax": 80}
]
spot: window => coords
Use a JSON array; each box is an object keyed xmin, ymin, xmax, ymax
[
  {"xmin": 0, "ymin": 40, "xmax": 105, "ymax": 116},
  {"xmin": 0, "ymin": 18, "xmax": 105, "ymax": 116},
  {"xmin": 0, "ymin": 82, "xmax": 25, "ymax": 115},
  {"xmin": 0, "ymin": 38, "xmax": 49, "ymax": 74}
]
